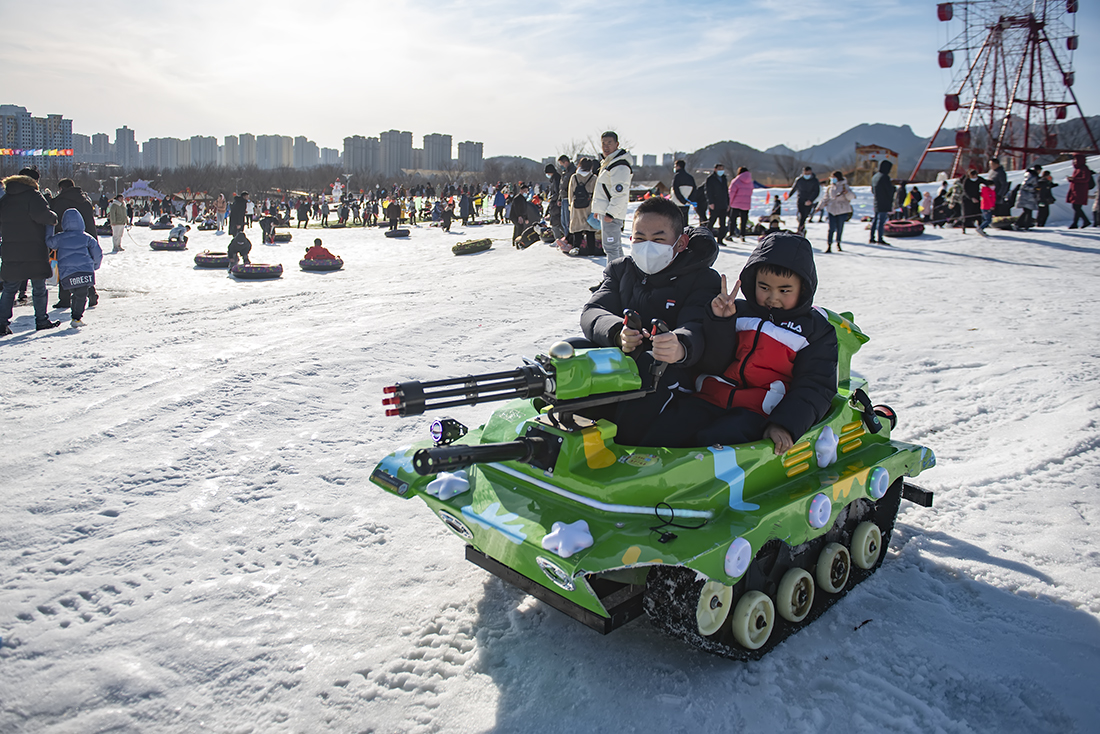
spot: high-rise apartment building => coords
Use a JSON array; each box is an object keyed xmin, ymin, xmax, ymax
[
  {"xmin": 379, "ymin": 130, "xmax": 412, "ymax": 176},
  {"xmin": 1, "ymin": 105, "xmax": 73, "ymax": 176},
  {"xmin": 321, "ymin": 147, "xmax": 341, "ymax": 166},
  {"xmin": 115, "ymin": 125, "xmax": 139, "ymax": 168},
  {"xmin": 457, "ymin": 141, "xmax": 484, "ymax": 172},
  {"xmin": 223, "ymin": 135, "xmax": 239, "ymax": 167},
  {"xmin": 344, "ymin": 135, "xmax": 380, "ymax": 172},
  {"xmin": 293, "ymin": 136, "xmax": 319, "ymax": 169},
  {"xmin": 190, "ymin": 135, "xmax": 218, "ymax": 167},
  {"xmin": 239, "ymin": 133, "xmax": 256, "ymax": 167},
  {"xmin": 423, "ymin": 133, "xmax": 452, "ymax": 171}
]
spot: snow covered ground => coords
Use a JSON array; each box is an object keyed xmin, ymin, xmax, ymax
[{"xmin": 2, "ymin": 165, "xmax": 1100, "ymax": 733}]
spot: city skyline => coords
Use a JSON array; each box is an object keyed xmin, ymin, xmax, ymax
[{"xmin": 3, "ymin": 1, "xmax": 1096, "ymax": 164}]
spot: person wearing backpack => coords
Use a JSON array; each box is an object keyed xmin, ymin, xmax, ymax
[
  {"xmin": 566, "ymin": 158, "xmax": 599, "ymax": 256},
  {"xmin": 1066, "ymin": 153, "xmax": 1094, "ymax": 229},
  {"xmin": 590, "ymin": 131, "xmax": 633, "ymax": 262}
]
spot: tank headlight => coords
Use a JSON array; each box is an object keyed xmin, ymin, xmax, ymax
[
  {"xmin": 808, "ymin": 493, "xmax": 832, "ymax": 529},
  {"xmin": 536, "ymin": 556, "xmax": 576, "ymax": 591},
  {"xmin": 724, "ymin": 537, "xmax": 752, "ymax": 578},
  {"xmin": 869, "ymin": 467, "xmax": 890, "ymax": 499}
]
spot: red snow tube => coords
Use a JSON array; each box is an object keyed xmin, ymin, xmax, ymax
[
  {"xmin": 194, "ymin": 250, "xmax": 231, "ymax": 268},
  {"xmin": 300, "ymin": 257, "xmax": 343, "ymax": 271},
  {"xmin": 884, "ymin": 220, "xmax": 925, "ymax": 237},
  {"xmin": 231, "ymin": 263, "xmax": 284, "ymax": 279},
  {"xmin": 150, "ymin": 239, "xmax": 187, "ymax": 250}
]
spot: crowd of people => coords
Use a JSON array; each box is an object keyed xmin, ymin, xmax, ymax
[{"xmin": 2, "ymin": 145, "xmax": 1097, "ymax": 337}]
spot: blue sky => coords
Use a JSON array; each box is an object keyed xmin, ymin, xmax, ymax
[{"xmin": 3, "ymin": 0, "xmax": 1097, "ymax": 160}]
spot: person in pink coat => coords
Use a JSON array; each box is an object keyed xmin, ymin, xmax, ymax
[{"xmin": 726, "ymin": 167, "xmax": 754, "ymax": 242}]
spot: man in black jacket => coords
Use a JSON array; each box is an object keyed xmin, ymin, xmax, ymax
[
  {"xmin": 580, "ymin": 197, "xmax": 722, "ymax": 444},
  {"xmin": 703, "ymin": 165, "xmax": 729, "ymax": 240},
  {"xmin": 789, "ymin": 166, "xmax": 821, "ymax": 236},
  {"xmin": 987, "ymin": 158, "xmax": 1009, "ymax": 216},
  {"xmin": 49, "ymin": 179, "xmax": 100, "ymax": 310},
  {"xmin": 557, "ymin": 155, "xmax": 576, "ymax": 240},
  {"xmin": 670, "ymin": 159, "xmax": 697, "ymax": 228},
  {"xmin": 544, "ymin": 164, "xmax": 565, "ymax": 244},
  {"xmin": 0, "ymin": 168, "xmax": 61, "ymax": 334},
  {"xmin": 228, "ymin": 191, "xmax": 249, "ymax": 235},
  {"xmin": 870, "ymin": 160, "xmax": 895, "ymax": 244}
]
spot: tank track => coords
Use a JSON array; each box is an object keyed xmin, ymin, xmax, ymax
[{"xmin": 643, "ymin": 480, "xmax": 904, "ymax": 661}]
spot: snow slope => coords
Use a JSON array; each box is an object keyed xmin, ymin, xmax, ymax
[{"xmin": 2, "ymin": 177, "xmax": 1099, "ymax": 733}]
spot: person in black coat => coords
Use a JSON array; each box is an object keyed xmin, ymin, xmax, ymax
[
  {"xmin": 1036, "ymin": 171, "xmax": 1058, "ymax": 227},
  {"xmin": 788, "ymin": 167, "xmax": 821, "ymax": 236},
  {"xmin": 0, "ymin": 168, "xmax": 62, "ymax": 333},
  {"xmin": 671, "ymin": 159, "xmax": 697, "ymax": 228},
  {"xmin": 510, "ymin": 185, "xmax": 532, "ymax": 246},
  {"xmin": 49, "ymin": 179, "xmax": 100, "ymax": 310},
  {"xmin": 961, "ymin": 169, "xmax": 989, "ymax": 233},
  {"xmin": 703, "ymin": 165, "xmax": 729, "ymax": 240},
  {"xmin": 544, "ymin": 165, "xmax": 564, "ymax": 242},
  {"xmin": 580, "ymin": 197, "xmax": 722, "ymax": 445},
  {"xmin": 228, "ymin": 192, "xmax": 249, "ymax": 235},
  {"xmin": 869, "ymin": 160, "xmax": 895, "ymax": 244}
]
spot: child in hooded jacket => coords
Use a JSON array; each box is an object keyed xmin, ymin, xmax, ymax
[
  {"xmin": 640, "ymin": 232, "xmax": 837, "ymax": 453},
  {"xmin": 48, "ymin": 208, "xmax": 103, "ymax": 327}
]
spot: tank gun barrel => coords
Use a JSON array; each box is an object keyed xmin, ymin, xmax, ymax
[
  {"xmin": 384, "ymin": 364, "xmax": 549, "ymax": 417},
  {"xmin": 412, "ymin": 437, "xmax": 549, "ymax": 475}
]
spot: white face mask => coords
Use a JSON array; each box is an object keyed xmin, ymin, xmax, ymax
[{"xmin": 632, "ymin": 240, "xmax": 676, "ymax": 275}]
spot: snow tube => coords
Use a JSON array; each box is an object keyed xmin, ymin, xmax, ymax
[
  {"xmin": 990, "ymin": 216, "xmax": 1016, "ymax": 231},
  {"xmin": 538, "ymin": 227, "xmax": 555, "ymax": 243},
  {"xmin": 197, "ymin": 221, "xmax": 218, "ymax": 231},
  {"xmin": 273, "ymin": 231, "xmax": 293, "ymax": 243},
  {"xmin": 150, "ymin": 238, "xmax": 187, "ymax": 250},
  {"xmin": 300, "ymin": 257, "xmax": 343, "ymax": 271},
  {"xmin": 514, "ymin": 226, "xmax": 541, "ymax": 249},
  {"xmin": 453, "ymin": 238, "xmax": 492, "ymax": 255},
  {"xmin": 195, "ymin": 250, "xmax": 231, "ymax": 268},
  {"xmin": 149, "ymin": 223, "xmax": 174, "ymax": 230},
  {"xmin": 327, "ymin": 223, "xmax": 347, "ymax": 229},
  {"xmin": 96, "ymin": 223, "xmax": 112, "ymax": 236},
  {"xmin": 883, "ymin": 220, "xmax": 925, "ymax": 237},
  {"xmin": 230, "ymin": 263, "xmax": 283, "ymax": 279},
  {"xmin": 385, "ymin": 229, "xmax": 410, "ymax": 238}
]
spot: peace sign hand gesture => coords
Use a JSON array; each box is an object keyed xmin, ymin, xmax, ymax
[{"xmin": 711, "ymin": 274, "xmax": 740, "ymax": 318}]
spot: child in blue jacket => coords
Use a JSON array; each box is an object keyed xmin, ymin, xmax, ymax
[{"xmin": 48, "ymin": 208, "xmax": 103, "ymax": 327}]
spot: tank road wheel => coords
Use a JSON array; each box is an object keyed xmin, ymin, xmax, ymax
[
  {"xmin": 696, "ymin": 581, "xmax": 734, "ymax": 636},
  {"xmin": 816, "ymin": 542, "xmax": 851, "ymax": 594},
  {"xmin": 851, "ymin": 521, "xmax": 883, "ymax": 570},
  {"xmin": 776, "ymin": 567, "xmax": 815, "ymax": 623},
  {"xmin": 731, "ymin": 591, "xmax": 775, "ymax": 650}
]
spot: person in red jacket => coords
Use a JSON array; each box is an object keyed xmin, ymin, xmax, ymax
[
  {"xmin": 303, "ymin": 238, "xmax": 336, "ymax": 259},
  {"xmin": 640, "ymin": 232, "xmax": 837, "ymax": 454},
  {"xmin": 1066, "ymin": 153, "xmax": 1094, "ymax": 229}
]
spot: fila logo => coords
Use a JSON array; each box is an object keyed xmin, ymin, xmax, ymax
[
  {"xmin": 666, "ymin": 300, "xmax": 676, "ymax": 309},
  {"xmin": 780, "ymin": 321, "xmax": 803, "ymax": 333}
]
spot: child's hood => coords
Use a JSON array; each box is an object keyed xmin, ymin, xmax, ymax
[
  {"xmin": 61, "ymin": 207, "xmax": 87, "ymax": 232},
  {"xmin": 739, "ymin": 232, "xmax": 818, "ymax": 314}
]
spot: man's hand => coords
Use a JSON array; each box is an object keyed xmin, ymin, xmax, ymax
[
  {"xmin": 651, "ymin": 331, "xmax": 685, "ymax": 363},
  {"xmin": 603, "ymin": 213, "xmax": 614, "ymax": 223},
  {"xmin": 764, "ymin": 424, "xmax": 794, "ymax": 455},
  {"xmin": 711, "ymin": 274, "xmax": 740, "ymax": 318},
  {"xmin": 619, "ymin": 326, "xmax": 643, "ymax": 353}
]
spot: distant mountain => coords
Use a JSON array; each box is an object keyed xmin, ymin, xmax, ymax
[{"xmin": 765, "ymin": 144, "xmax": 796, "ymax": 157}]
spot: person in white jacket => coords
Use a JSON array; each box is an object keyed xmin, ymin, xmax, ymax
[
  {"xmin": 816, "ymin": 170, "xmax": 855, "ymax": 253},
  {"xmin": 590, "ymin": 131, "xmax": 633, "ymax": 262}
]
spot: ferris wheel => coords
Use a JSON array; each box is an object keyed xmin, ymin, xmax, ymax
[{"xmin": 911, "ymin": 0, "xmax": 1098, "ymax": 179}]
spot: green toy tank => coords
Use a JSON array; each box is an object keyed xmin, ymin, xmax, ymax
[{"xmin": 370, "ymin": 310, "xmax": 935, "ymax": 659}]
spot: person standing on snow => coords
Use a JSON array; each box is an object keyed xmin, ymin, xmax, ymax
[
  {"xmin": 108, "ymin": 194, "xmax": 128, "ymax": 252},
  {"xmin": 670, "ymin": 159, "xmax": 697, "ymax": 229},
  {"xmin": 726, "ymin": 166, "xmax": 754, "ymax": 242},
  {"xmin": 228, "ymin": 191, "xmax": 248, "ymax": 235},
  {"xmin": 49, "ymin": 178, "xmax": 101, "ymax": 311},
  {"xmin": 817, "ymin": 170, "xmax": 855, "ymax": 253},
  {"xmin": 788, "ymin": 166, "xmax": 820, "ymax": 237},
  {"xmin": 870, "ymin": 160, "xmax": 895, "ymax": 244},
  {"xmin": 987, "ymin": 158, "xmax": 1010, "ymax": 216},
  {"xmin": 1066, "ymin": 153, "xmax": 1094, "ymax": 229},
  {"xmin": 590, "ymin": 131, "xmax": 633, "ymax": 263},
  {"xmin": 704, "ymin": 164, "xmax": 729, "ymax": 241},
  {"xmin": 47, "ymin": 208, "xmax": 102, "ymax": 328},
  {"xmin": 0, "ymin": 167, "xmax": 61, "ymax": 335}
]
